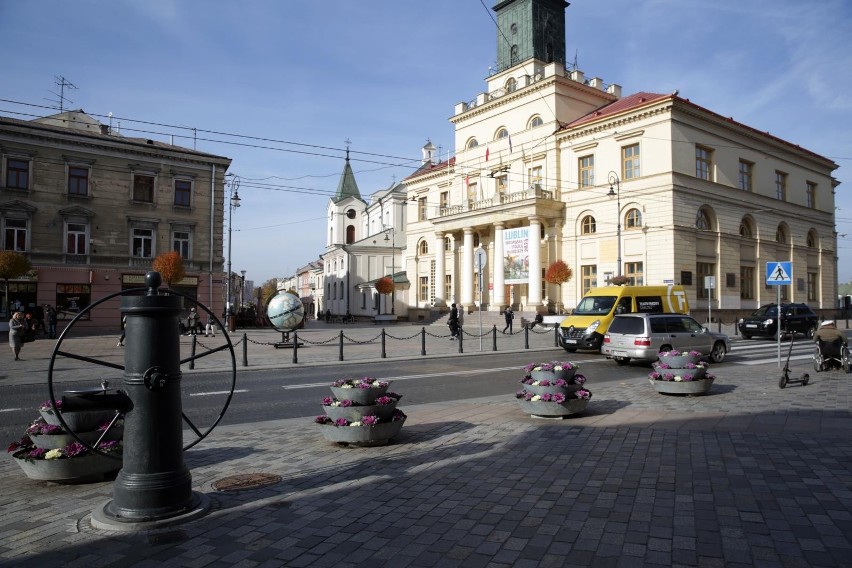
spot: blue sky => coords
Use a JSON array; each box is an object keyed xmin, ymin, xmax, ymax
[{"xmin": 2, "ymin": 0, "xmax": 851, "ymax": 288}]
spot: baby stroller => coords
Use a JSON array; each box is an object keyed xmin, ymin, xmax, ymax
[{"xmin": 813, "ymin": 338, "xmax": 852, "ymax": 373}]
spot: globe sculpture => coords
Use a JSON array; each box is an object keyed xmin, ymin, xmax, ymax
[{"xmin": 265, "ymin": 291, "xmax": 305, "ymax": 332}]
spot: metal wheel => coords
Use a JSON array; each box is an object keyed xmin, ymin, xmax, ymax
[
  {"xmin": 46, "ymin": 287, "xmax": 237, "ymax": 457},
  {"xmin": 813, "ymin": 347, "xmax": 824, "ymax": 373},
  {"xmin": 709, "ymin": 341, "xmax": 727, "ymax": 364},
  {"xmin": 801, "ymin": 373, "xmax": 810, "ymax": 386},
  {"xmin": 779, "ymin": 374, "xmax": 788, "ymax": 389},
  {"xmin": 843, "ymin": 346, "xmax": 852, "ymax": 374}
]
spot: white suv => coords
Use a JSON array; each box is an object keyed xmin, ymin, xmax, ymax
[{"xmin": 602, "ymin": 313, "xmax": 730, "ymax": 365}]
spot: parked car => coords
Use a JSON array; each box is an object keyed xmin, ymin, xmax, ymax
[
  {"xmin": 602, "ymin": 313, "xmax": 730, "ymax": 365},
  {"xmin": 737, "ymin": 303, "xmax": 818, "ymax": 340}
]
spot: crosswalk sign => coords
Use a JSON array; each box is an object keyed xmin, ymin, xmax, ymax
[{"xmin": 766, "ymin": 261, "xmax": 792, "ymax": 285}]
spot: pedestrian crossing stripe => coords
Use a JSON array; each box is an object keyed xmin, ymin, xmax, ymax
[{"xmin": 766, "ymin": 261, "xmax": 792, "ymax": 285}]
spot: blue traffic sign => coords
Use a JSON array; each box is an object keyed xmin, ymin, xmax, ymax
[{"xmin": 766, "ymin": 261, "xmax": 792, "ymax": 285}]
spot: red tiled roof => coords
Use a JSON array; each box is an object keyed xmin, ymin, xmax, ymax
[
  {"xmin": 563, "ymin": 91, "xmax": 670, "ymax": 129},
  {"xmin": 404, "ymin": 156, "xmax": 456, "ymax": 182}
]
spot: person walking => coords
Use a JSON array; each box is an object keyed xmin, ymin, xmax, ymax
[
  {"xmin": 117, "ymin": 315, "xmax": 127, "ymax": 347},
  {"xmin": 502, "ymin": 306, "xmax": 514, "ymax": 334},
  {"xmin": 9, "ymin": 311, "xmax": 24, "ymax": 360},
  {"xmin": 23, "ymin": 312, "xmax": 36, "ymax": 342},
  {"xmin": 45, "ymin": 304, "xmax": 57, "ymax": 339},
  {"xmin": 205, "ymin": 315, "xmax": 216, "ymax": 337},
  {"xmin": 448, "ymin": 303, "xmax": 460, "ymax": 340},
  {"xmin": 187, "ymin": 308, "xmax": 200, "ymax": 336}
]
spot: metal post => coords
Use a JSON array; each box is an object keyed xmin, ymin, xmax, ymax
[
  {"xmin": 554, "ymin": 325, "xmax": 559, "ymax": 347},
  {"xmin": 241, "ymin": 332, "xmax": 248, "ymax": 367},
  {"xmin": 458, "ymin": 328, "xmax": 463, "ymax": 354},
  {"xmin": 492, "ymin": 324, "xmax": 497, "ymax": 351},
  {"xmin": 225, "ymin": 176, "xmax": 240, "ymax": 333},
  {"xmin": 421, "ymin": 327, "xmax": 426, "ymax": 356},
  {"xmin": 381, "ymin": 328, "xmax": 386, "ymax": 358},
  {"xmin": 189, "ymin": 335, "xmax": 197, "ymax": 370},
  {"xmin": 608, "ymin": 172, "xmax": 622, "ymax": 277},
  {"xmin": 524, "ymin": 324, "xmax": 530, "ymax": 349},
  {"xmin": 339, "ymin": 330, "xmax": 344, "ymax": 361},
  {"xmin": 292, "ymin": 330, "xmax": 298, "ymax": 364}
]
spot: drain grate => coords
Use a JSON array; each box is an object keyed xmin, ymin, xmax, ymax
[{"xmin": 212, "ymin": 472, "xmax": 282, "ymax": 491}]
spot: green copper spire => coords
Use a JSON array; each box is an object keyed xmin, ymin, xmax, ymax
[{"xmin": 332, "ymin": 147, "xmax": 362, "ymax": 203}]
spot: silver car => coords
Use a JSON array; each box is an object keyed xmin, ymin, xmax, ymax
[{"xmin": 602, "ymin": 313, "xmax": 730, "ymax": 365}]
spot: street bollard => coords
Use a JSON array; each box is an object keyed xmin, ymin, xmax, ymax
[
  {"xmin": 189, "ymin": 335, "xmax": 197, "ymax": 370},
  {"xmin": 421, "ymin": 327, "xmax": 426, "ymax": 356},
  {"xmin": 339, "ymin": 331, "xmax": 344, "ymax": 361},
  {"xmin": 293, "ymin": 330, "xmax": 298, "ymax": 364},
  {"xmin": 524, "ymin": 325, "xmax": 529, "ymax": 349},
  {"xmin": 381, "ymin": 329, "xmax": 387, "ymax": 358},
  {"xmin": 459, "ymin": 328, "xmax": 464, "ymax": 354},
  {"xmin": 242, "ymin": 332, "xmax": 248, "ymax": 367},
  {"xmin": 492, "ymin": 324, "xmax": 497, "ymax": 351}
]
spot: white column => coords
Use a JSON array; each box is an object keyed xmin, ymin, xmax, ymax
[
  {"xmin": 493, "ymin": 223, "xmax": 506, "ymax": 309},
  {"xmin": 461, "ymin": 227, "xmax": 474, "ymax": 309},
  {"xmin": 433, "ymin": 232, "xmax": 446, "ymax": 307},
  {"xmin": 528, "ymin": 217, "xmax": 542, "ymax": 307}
]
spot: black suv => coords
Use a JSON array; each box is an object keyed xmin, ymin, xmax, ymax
[{"xmin": 737, "ymin": 303, "xmax": 818, "ymax": 339}]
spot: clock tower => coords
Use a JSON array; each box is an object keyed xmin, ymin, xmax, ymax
[{"xmin": 493, "ymin": 0, "xmax": 569, "ymax": 72}]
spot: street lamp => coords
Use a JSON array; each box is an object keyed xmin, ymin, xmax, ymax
[
  {"xmin": 226, "ymin": 174, "xmax": 241, "ymax": 332},
  {"xmin": 239, "ymin": 270, "xmax": 246, "ymax": 325},
  {"xmin": 607, "ymin": 171, "xmax": 622, "ymax": 277},
  {"xmin": 383, "ymin": 228, "xmax": 396, "ymax": 315}
]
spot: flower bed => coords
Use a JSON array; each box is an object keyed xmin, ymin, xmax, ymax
[
  {"xmin": 8, "ymin": 437, "xmax": 122, "ymax": 483},
  {"xmin": 516, "ymin": 361, "xmax": 591, "ymax": 418},
  {"xmin": 657, "ymin": 349, "xmax": 703, "ymax": 368},
  {"xmin": 321, "ymin": 393, "xmax": 401, "ymax": 422},
  {"xmin": 523, "ymin": 361, "xmax": 578, "ymax": 382},
  {"xmin": 649, "ymin": 355, "xmax": 715, "ymax": 395},
  {"xmin": 329, "ymin": 377, "xmax": 390, "ymax": 405},
  {"xmin": 317, "ymin": 378, "xmax": 405, "ymax": 446}
]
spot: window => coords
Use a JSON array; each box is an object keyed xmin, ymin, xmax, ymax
[
  {"xmin": 174, "ymin": 179, "xmax": 192, "ymax": 207},
  {"xmin": 776, "ymin": 225, "xmax": 787, "ymax": 244},
  {"xmin": 66, "ymin": 223, "xmax": 87, "ymax": 255},
  {"xmin": 624, "ymin": 262, "xmax": 644, "ymax": 286},
  {"xmin": 775, "ymin": 171, "xmax": 787, "ymax": 201},
  {"xmin": 625, "ymin": 208, "xmax": 642, "ymax": 229},
  {"xmin": 510, "ymin": 45, "xmax": 518, "ymax": 64},
  {"xmin": 345, "ymin": 225, "xmax": 355, "ymax": 244},
  {"xmin": 495, "ymin": 128, "xmax": 508, "ymax": 140},
  {"xmin": 695, "ymin": 146, "xmax": 713, "ymax": 180},
  {"xmin": 445, "ymin": 275, "xmax": 452, "ymax": 302},
  {"xmin": 473, "ymin": 233, "xmax": 480, "ymax": 248},
  {"xmin": 418, "ymin": 197, "xmax": 427, "ymax": 221},
  {"xmin": 495, "ymin": 175, "xmax": 507, "ymax": 194},
  {"xmin": 622, "ymin": 144, "xmax": 640, "ymax": 180},
  {"xmin": 696, "ymin": 262, "xmax": 715, "ymax": 300},
  {"xmin": 4, "ymin": 218, "xmax": 27, "ymax": 251},
  {"xmin": 68, "ymin": 166, "xmax": 89, "ymax": 196},
  {"xmin": 806, "ymin": 231, "xmax": 817, "ymax": 248},
  {"xmin": 738, "ymin": 160, "xmax": 753, "ymax": 191},
  {"xmin": 132, "ymin": 228, "xmax": 154, "ymax": 258},
  {"xmin": 466, "ymin": 138, "xmax": 479, "ymax": 150},
  {"xmin": 444, "ymin": 236, "xmax": 452, "ymax": 250},
  {"xmin": 806, "ymin": 182, "xmax": 816, "ymax": 209},
  {"xmin": 740, "ymin": 266, "xmax": 754, "ymax": 300},
  {"xmin": 56, "ymin": 284, "xmax": 91, "ymax": 320},
  {"xmin": 467, "ymin": 180, "xmax": 478, "ymax": 202},
  {"xmin": 6, "ymin": 158, "xmax": 29, "ymax": 190},
  {"xmin": 173, "ymin": 231, "xmax": 190, "ymax": 259},
  {"xmin": 739, "ymin": 219, "xmax": 753, "ymax": 238},
  {"xmin": 419, "ymin": 240, "xmax": 429, "ymax": 255},
  {"xmin": 581, "ymin": 265, "xmax": 597, "ymax": 295},
  {"xmin": 506, "ymin": 78, "xmax": 517, "ymax": 93},
  {"xmin": 419, "ymin": 276, "xmax": 429, "ymax": 302},
  {"xmin": 528, "ymin": 116, "xmax": 543, "ymax": 129},
  {"xmin": 439, "ymin": 191, "xmax": 449, "ymax": 210},
  {"xmin": 695, "ymin": 209, "xmax": 712, "ymax": 230},
  {"xmin": 581, "ymin": 215, "xmax": 596, "ymax": 234},
  {"xmin": 528, "ymin": 165, "xmax": 542, "ymax": 189},
  {"xmin": 132, "ymin": 174, "xmax": 155, "ymax": 203},
  {"xmin": 579, "ymin": 155, "xmax": 594, "ymax": 188},
  {"xmin": 807, "ymin": 271, "xmax": 818, "ymax": 302}
]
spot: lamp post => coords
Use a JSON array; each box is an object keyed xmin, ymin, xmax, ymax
[
  {"xmin": 384, "ymin": 227, "xmax": 396, "ymax": 315},
  {"xmin": 225, "ymin": 175, "xmax": 241, "ymax": 332},
  {"xmin": 239, "ymin": 270, "xmax": 246, "ymax": 327},
  {"xmin": 607, "ymin": 171, "xmax": 622, "ymax": 277}
]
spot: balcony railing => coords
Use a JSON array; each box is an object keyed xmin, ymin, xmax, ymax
[{"xmin": 436, "ymin": 187, "xmax": 555, "ymax": 218}]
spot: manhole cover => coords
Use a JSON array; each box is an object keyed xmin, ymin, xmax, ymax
[{"xmin": 212, "ymin": 473, "xmax": 282, "ymax": 491}]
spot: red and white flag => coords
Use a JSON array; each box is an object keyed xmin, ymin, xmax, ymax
[{"xmin": 485, "ymin": 147, "xmax": 490, "ymax": 161}]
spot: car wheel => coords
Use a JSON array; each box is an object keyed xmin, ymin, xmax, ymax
[
  {"xmin": 614, "ymin": 357, "xmax": 630, "ymax": 366},
  {"xmin": 806, "ymin": 325, "xmax": 816, "ymax": 339},
  {"xmin": 709, "ymin": 341, "xmax": 726, "ymax": 363},
  {"xmin": 563, "ymin": 346, "xmax": 577, "ymax": 353},
  {"xmin": 741, "ymin": 333, "xmax": 751, "ymax": 340}
]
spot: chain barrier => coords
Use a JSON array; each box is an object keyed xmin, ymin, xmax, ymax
[
  {"xmin": 341, "ymin": 332, "xmax": 383, "ymax": 345},
  {"xmin": 423, "ymin": 328, "xmax": 452, "ymax": 338},
  {"xmin": 384, "ymin": 330, "xmax": 424, "ymax": 341},
  {"xmin": 297, "ymin": 334, "xmax": 342, "ymax": 346},
  {"xmin": 241, "ymin": 335, "xmax": 280, "ymax": 347}
]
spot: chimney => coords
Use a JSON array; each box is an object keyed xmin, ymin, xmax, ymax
[{"xmin": 99, "ymin": 124, "xmax": 110, "ymax": 135}]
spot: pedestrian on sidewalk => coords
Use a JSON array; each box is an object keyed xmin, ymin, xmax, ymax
[
  {"xmin": 205, "ymin": 315, "xmax": 216, "ymax": 337},
  {"xmin": 187, "ymin": 308, "xmax": 200, "ymax": 336},
  {"xmin": 502, "ymin": 306, "xmax": 514, "ymax": 334},
  {"xmin": 9, "ymin": 311, "xmax": 24, "ymax": 360},
  {"xmin": 117, "ymin": 315, "xmax": 127, "ymax": 347},
  {"xmin": 45, "ymin": 304, "xmax": 57, "ymax": 339},
  {"xmin": 448, "ymin": 303, "xmax": 460, "ymax": 340}
]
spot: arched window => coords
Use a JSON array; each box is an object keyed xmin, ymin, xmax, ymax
[
  {"xmin": 695, "ymin": 209, "xmax": 712, "ymax": 231},
  {"xmin": 506, "ymin": 77, "xmax": 517, "ymax": 93},
  {"xmin": 495, "ymin": 128, "xmax": 508, "ymax": 140},
  {"xmin": 528, "ymin": 116, "xmax": 543, "ymax": 129},
  {"xmin": 807, "ymin": 230, "xmax": 818, "ymax": 248},
  {"xmin": 444, "ymin": 236, "xmax": 452, "ymax": 250},
  {"xmin": 581, "ymin": 216, "xmax": 596, "ymax": 234},
  {"xmin": 776, "ymin": 225, "xmax": 788, "ymax": 244},
  {"xmin": 510, "ymin": 45, "xmax": 519, "ymax": 64},
  {"xmin": 419, "ymin": 240, "xmax": 429, "ymax": 255},
  {"xmin": 466, "ymin": 138, "xmax": 479, "ymax": 150},
  {"xmin": 346, "ymin": 225, "xmax": 355, "ymax": 244},
  {"xmin": 739, "ymin": 219, "xmax": 753, "ymax": 238},
  {"xmin": 625, "ymin": 208, "xmax": 642, "ymax": 229}
]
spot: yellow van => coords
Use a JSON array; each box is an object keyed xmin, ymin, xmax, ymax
[{"xmin": 558, "ymin": 285, "xmax": 689, "ymax": 352}]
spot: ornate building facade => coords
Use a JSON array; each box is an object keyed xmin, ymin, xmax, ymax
[{"xmin": 402, "ymin": 0, "xmax": 838, "ymax": 316}]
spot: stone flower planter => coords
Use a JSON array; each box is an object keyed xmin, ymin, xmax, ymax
[
  {"xmin": 11, "ymin": 451, "xmax": 121, "ymax": 483},
  {"xmin": 39, "ymin": 408, "xmax": 116, "ymax": 432},
  {"xmin": 649, "ymin": 377, "xmax": 714, "ymax": 395},
  {"xmin": 323, "ymin": 400, "xmax": 398, "ymax": 422},
  {"xmin": 318, "ymin": 418, "xmax": 406, "ymax": 447},
  {"xmin": 29, "ymin": 425, "xmax": 124, "ymax": 450},
  {"xmin": 517, "ymin": 398, "xmax": 589, "ymax": 418},
  {"xmin": 657, "ymin": 351, "xmax": 702, "ymax": 368},
  {"xmin": 522, "ymin": 383, "xmax": 584, "ymax": 397},
  {"xmin": 329, "ymin": 384, "xmax": 390, "ymax": 406}
]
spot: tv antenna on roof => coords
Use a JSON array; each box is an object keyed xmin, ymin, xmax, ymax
[{"xmin": 47, "ymin": 75, "xmax": 77, "ymax": 113}]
